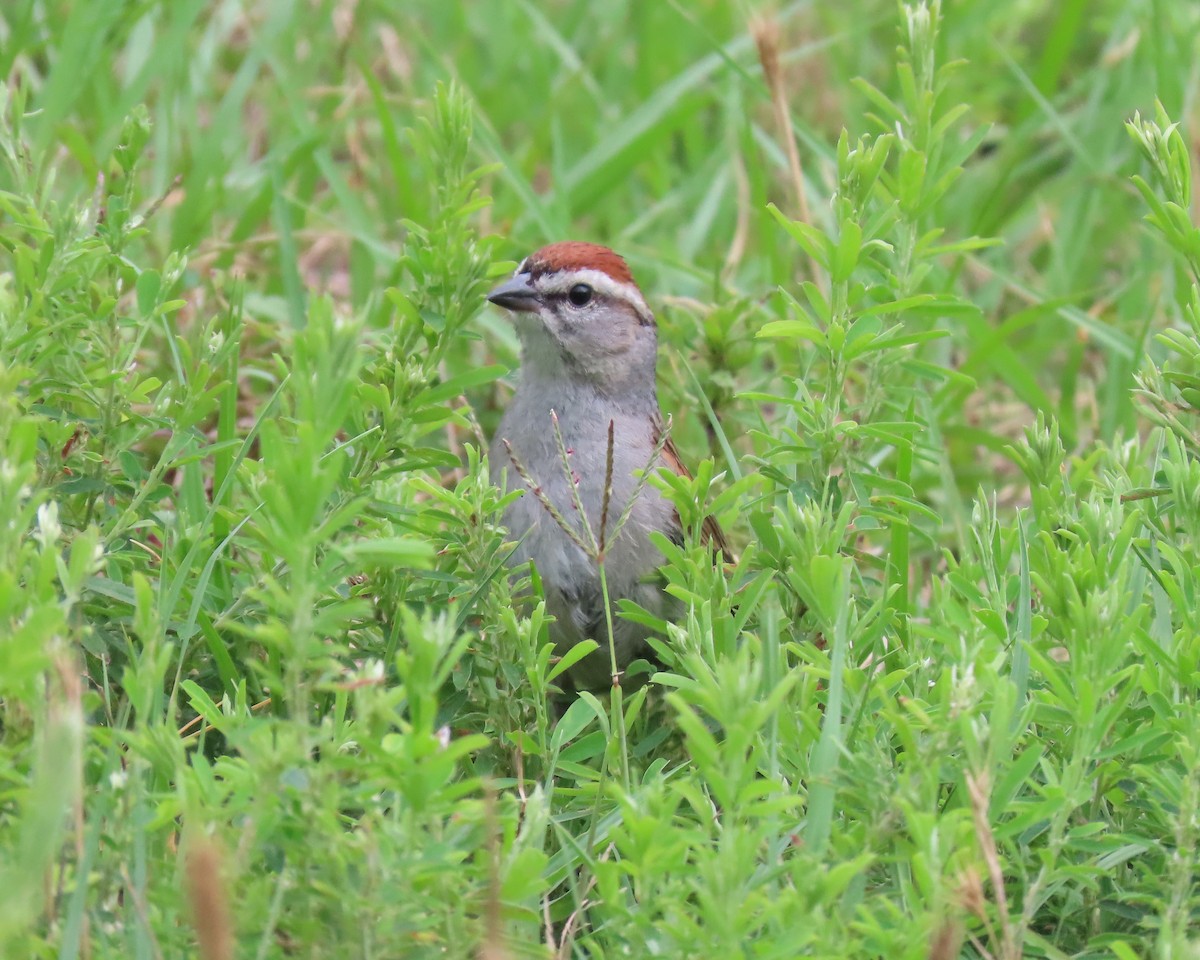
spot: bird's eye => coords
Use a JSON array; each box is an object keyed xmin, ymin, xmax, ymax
[{"xmin": 567, "ymin": 284, "xmax": 593, "ymax": 307}]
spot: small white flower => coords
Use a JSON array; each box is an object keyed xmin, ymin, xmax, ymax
[
  {"xmin": 949, "ymin": 662, "xmax": 978, "ymax": 715},
  {"xmin": 36, "ymin": 501, "xmax": 61, "ymax": 548}
]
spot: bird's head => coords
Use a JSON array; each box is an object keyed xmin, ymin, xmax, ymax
[{"xmin": 487, "ymin": 242, "xmax": 657, "ymax": 391}]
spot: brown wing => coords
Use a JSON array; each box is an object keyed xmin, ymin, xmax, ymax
[{"xmin": 654, "ymin": 414, "xmax": 736, "ymax": 563}]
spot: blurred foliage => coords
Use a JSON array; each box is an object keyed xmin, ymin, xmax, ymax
[{"xmin": 2, "ymin": 0, "xmax": 1200, "ymax": 956}]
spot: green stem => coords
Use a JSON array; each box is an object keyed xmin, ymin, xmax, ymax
[
  {"xmin": 598, "ymin": 561, "xmax": 630, "ymax": 791},
  {"xmin": 583, "ymin": 744, "xmax": 611, "ymax": 859}
]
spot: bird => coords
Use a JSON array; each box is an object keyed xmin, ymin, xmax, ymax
[{"xmin": 486, "ymin": 241, "xmax": 730, "ymax": 692}]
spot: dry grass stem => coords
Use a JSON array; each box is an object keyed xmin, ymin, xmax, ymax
[
  {"xmin": 551, "ymin": 409, "xmax": 599, "ymax": 555},
  {"xmin": 503, "ymin": 437, "xmax": 591, "ymax": 555},
  {"xmin": 966, "ymin": 771, "xmax": 1018, "ymax": 960},
  {"xmin": 597, "ymin": 419, "xmax": 616, "ymax": 560},
  {"xmin": 121, "ymin": 863, "xmax": 166, "ymax": 960},
  {"xmin": 724, "ymin": 151, "xmax": 752, "ymax": 277},
  {"xmin": 185, "ymin": 836, "xmax": 233, "ymax": 960},
  {"xmin": 753, "ymin": 16, "xmax": 813, "ymax": 241},
  {"xmin": 608, "ymin": 414, "xmax": 673, "ymax": 548},
  {"xmin": 478, "ymin": 789, "xmax": 511, "ymax": 960}
]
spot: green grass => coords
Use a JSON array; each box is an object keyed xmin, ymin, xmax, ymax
[{"xmin": 2, "ymin": 0, "xmax": 1200, "ymax": 956}]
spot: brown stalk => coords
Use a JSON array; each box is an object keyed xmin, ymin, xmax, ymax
[
  {"xmin": 503, "ymin": 438, "xmax": 591, "ymax": 555},
  {"xmin": 178, "ymin": 697, "xmax": 272, "ymax": 740},
  {"xmin": 965, "ymin": 771, "xmax": 1018, "ymax": 960},
  {"xmin": 927, "ymin": 916, "xmax": 965, "ymax": 960},
  {"xmin": 608, "ymin": 414, "xmax": 674, "ymax": 547},
  {"xmin": 542, "ymin": 894, "xmax": 558, "ymax": 953},
  {"xmin": 184, "ymin": 836, "xmax": 233, "ymax": 960},
  {"xmin": 597, "ymin": 419, "xmax": 616, "ymax": 561},
  {"xmin": 551, "ymin": 409, "xmax": 599, "ymax": 556},
  {"xmin": 136, "ymin": 173, "xmax": 184, "ymax": 228},
  {"xmin": 1119, "ymin": 487, "xmax": 1169, "ymax": 503},
  {"xmin": 52, "ymin": 656, "xmax": 89, "ymax": 959},
  {"xmin": 724, "ymin": 152, "xmax": 752, "ymax": 277},
  {"xmin": 121, "ymin": 862, "xmax": 165, "ymax": 960},
  {"xmin": 554, "ymin": 875, "xmax": 598, "ymax": 960},
  {"xmin": 752, "ymin": 16, "xmax": 814, "ymax": 266},
  {"xmin": 477, "ymin": 788, "xmax": 511, "ymax": 960}
]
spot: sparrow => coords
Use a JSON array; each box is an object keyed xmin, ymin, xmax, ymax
[{"xmin": 486, "ymin": 242, "xmax": 729, "ymax": 691}]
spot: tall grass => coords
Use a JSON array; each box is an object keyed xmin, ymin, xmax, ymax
[{"xmin": 1, "ymin": 0, "xmax": 1199, "ymax": 956}]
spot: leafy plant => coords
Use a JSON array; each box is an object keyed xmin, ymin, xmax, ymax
[{"xmin": 1, "ymin": 0, "xmax": 1199, "ymax": 957}]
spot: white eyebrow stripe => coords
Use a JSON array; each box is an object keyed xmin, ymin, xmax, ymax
[{"xmin": 530, "ymin": 267, "xmax": 654, "ymax": 324}]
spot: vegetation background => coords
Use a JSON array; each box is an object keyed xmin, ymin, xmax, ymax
[{"xmin": 2, "ymin": 0, "xmax": 1199, "ymax": 956}]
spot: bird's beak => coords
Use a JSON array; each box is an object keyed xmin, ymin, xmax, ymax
[{"xmin": 486, "ymin": 274, "xmax": 539, "ymax": 312}]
